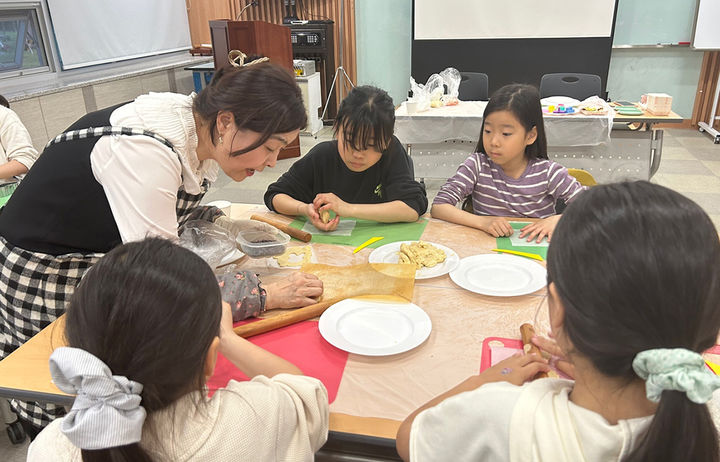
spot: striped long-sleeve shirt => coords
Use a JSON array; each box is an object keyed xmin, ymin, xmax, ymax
[{"xmin": 433, "ymin": 152, "xmax": 586, "ymax": 218}]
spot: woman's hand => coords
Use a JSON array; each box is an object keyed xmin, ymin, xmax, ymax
[
  {"xmin": 519, "ymin": 215, "xmax": 561, "ymax": 243},
  {"xmin": 531, "ymin": 334, "xmax": 575, "ymax": 379},
  {"xmin": 300, "ymin": 201, "xmax": 340, "ymax": 232},
  {"xmin": 214, "ymin": 216, "xmax": 276, "ymax": 239},
  {"xmin": 480, "ymin": 352, "xmax": 550, "ymax": 386},
  {"xmin": 479, "ymin": 216, "xmax": 514, "ymax": 237},
  {"xmin": 263, "ymin": 272, "xmax": 323, "ymax": 309}
]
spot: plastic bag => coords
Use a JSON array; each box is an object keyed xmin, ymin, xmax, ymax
[
  {"xmin": 409, "ymin": 68, "xmax": 461, "ymax": 110},
  {"xmin": 409, "ymin": 77, "xmax": 431, "ymax": 112},
  {"xmin": 178, "ymin": 220, "xmax": 236, "ymax": 270},
  {"xmin": 425, "ymin": 73, "xmax": 445, "ymax": 108},
  {"xmin": 439, "ymin": 67, "xmax": 461, "ymax": 106}
]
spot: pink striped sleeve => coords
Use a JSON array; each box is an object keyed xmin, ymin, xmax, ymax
[
  {"xmin": 546, "ymin": 162, "xmax": 586, "ymax": 204},
  {"xmin": 432, "ymin": 153, "xmax": 481, "ymax": 206}
]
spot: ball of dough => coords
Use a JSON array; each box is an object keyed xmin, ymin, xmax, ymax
[{"xmin": 320, "ymin": 210, "xmax": 331, "ymax": 224}]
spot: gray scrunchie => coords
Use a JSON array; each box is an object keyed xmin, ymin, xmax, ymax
[
  {"xmin": 49, "ymin": 347, "xmax": 146, "ymax": 450},
  {"xmin": 633, "ymin": 348, "xmax": 720, "ymax": 404}
]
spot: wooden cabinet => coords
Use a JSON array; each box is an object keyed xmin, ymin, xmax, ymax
[
  {"xmin": 209, "ymin": 20, "xmax": 293, "ymax": 71},
  {"xmin": 210, "ymin": 20, "xmax": 300, "ymax": 159}
]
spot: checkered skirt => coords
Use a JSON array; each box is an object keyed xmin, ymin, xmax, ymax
[{"xmin": 1, "ymin": 127, "xmax": 217, "ymax": 427}]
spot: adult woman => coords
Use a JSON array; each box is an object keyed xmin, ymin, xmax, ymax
[{"xmin": 0, "ymin": 61, "xmax": 322, "ymax": 433}]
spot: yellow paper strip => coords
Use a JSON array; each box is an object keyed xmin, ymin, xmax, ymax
[
  {"xmin": 353, "ymin": 236, "xmax": 384, "ymax": 254},
  {"xmin": 706, "ymin": 360, "xmax": 720, "ymax": 375},
  {"xmin": 491, "ymin": 248, "xmax": 544, "ymax": 261}
]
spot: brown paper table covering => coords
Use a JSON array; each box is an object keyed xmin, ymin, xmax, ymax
[{"xmin": 227, "ymin": 206, "xmax": 549, "ymax": 424}]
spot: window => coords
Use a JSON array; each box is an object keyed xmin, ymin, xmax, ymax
[{"xmin": 0, "ymin": 7, "xmax": 49, "ymax": 78}]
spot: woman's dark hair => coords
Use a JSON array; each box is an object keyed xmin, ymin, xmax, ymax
[
  {"xmin": 0, "ymin": 94, "xmax": 9, "ymax": 108},
  {"xmin": 475, "ymin": 83, "xmax": 548, "ymax": 160},
  {"xmin": 65, "ymin": 238, "xmax": 223, "ymax": 462},
  {"xmin": 334, "ymin": 85, "xmax": 395, "ymax": 153},
  {"xmin": 547, "ymin": 181, "xmax": 720, "ymax": 462},
  {"xmin": 193, "ymin": 62, "xmax": 307, "ymax": 156}
]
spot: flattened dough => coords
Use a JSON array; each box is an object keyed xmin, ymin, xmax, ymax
[{"xmin": 274, "ymin": 246, "xmax": 312, "ymax": 267}]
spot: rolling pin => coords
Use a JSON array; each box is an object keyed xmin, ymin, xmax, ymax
[
  {"xmin": 234, "ymin": 300, "xmax": 335, "ymax": 338},
  {"xmin": 520, "ymin": 323, "xmax": 549, "ymax": 379},
  {"xmin": 250, "ymin": 214, "xmax": 312, "ymax": 243}
]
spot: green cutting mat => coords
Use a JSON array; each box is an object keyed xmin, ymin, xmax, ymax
[
  {"xmin": 289, "ymin": 217, "xmax": 429, "ymax": 248},
  {"xmin": 495, "ymin": 222, "xmax": 548, "ymax": 259},
  {"xmin": 0, "ymin": 194, "xmax": 13, "ymax": 207}
]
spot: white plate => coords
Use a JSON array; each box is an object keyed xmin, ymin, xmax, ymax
[
  {"xmin": 218, "ymin": 248, "xmax": 244, "ymax": 266},
  {"xmin": 319, "ymin": 299, "xmax": 432, "ymax": 356},
  {"xmin": 540, "ymin": 96, "xmax": 581, "ymax": 107},
  {"xmin": 367, "ymin": 241, "xmax": 459, "ymax": 279},
  {"xmin": 449, "ymin": 254, "xmax": 547, "ymax": 296}
]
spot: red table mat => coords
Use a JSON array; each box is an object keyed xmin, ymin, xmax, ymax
[{"xmin": 206, "ymin": 320, "xmax": 348, "ymax": 403}]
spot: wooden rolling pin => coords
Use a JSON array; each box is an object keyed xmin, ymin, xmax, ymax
[
  {"xmin": 250, "ymin": 214, "xmax": 312, "ymax": 243},
  {"xmin": 234, "ymin": 300, "xmax": 334, "ymax": 338},
  {"xmin": 520, "ymin": 323, "xmax": 549, "ymax": 379}
]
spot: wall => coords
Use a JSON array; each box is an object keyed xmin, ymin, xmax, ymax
[
  {"xmin": 606, "ymin": 48, "xmax": 703, "ymax": 118},
  {"xmin": 354, "ymin": 0, "xmax": 411, "ymax": 105},
  {"xmin": 355, "ymin": 0, "xmax": 703, "ymax": 118},
  {"xmin": 10, "ymin": 68, "xmax": 195, "ymax": 152}
]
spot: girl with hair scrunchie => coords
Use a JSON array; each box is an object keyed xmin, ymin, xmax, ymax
[
  {"xmin": 397, "ymin": 181, "xmax": 720, "ymax": 462},
  {"xmin": 27, "ymin": 237, "xmax": 329, "ymax": 461}
]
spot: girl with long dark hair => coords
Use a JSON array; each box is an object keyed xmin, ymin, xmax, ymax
[
  {"xmin": 399, "ymin": 181, "xmax": 720, "ymax": 461},
  {"xmin": 28, "ymin": 238, "xmax": 328, "ymax": 461},
  {"xmin": 431, "ymin": 83, "xmax": 585, "ymax": 242}
]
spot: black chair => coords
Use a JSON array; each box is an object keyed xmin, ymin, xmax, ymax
[
  {"xmin": 458, "ymin": 72, "xmax": 489, "ymax": 101},
  {"xmin": 539, "ymin": 73, "xmax": 602, "ymax": 100}
]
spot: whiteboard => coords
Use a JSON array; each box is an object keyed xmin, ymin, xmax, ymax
[
  {"xmin": 692, "ymin": 0, "xmax": 720, "ymax": 50},
  {"xmin": 414, "ymin": 0, "xmax": 616, "ymax": 40},
  {"xmin": 613, "ymin": 0, "xmax": 695, "ymax": 46},
  {"xmin": 47, "ymin": 0, "xmax": 191, "ymax": 70}
]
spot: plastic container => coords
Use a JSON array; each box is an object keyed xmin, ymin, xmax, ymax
[{"xmin": 236, "ymin": 228, "xmax": 290, "ymax": 258}]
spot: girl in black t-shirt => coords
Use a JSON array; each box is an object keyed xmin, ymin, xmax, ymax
[{"xmin": 265, "ymin": 86, "xmax": 427, "ymax": 231}]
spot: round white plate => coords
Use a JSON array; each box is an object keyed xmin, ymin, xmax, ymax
[
  {"xmin": 319, "ymin": 299, "xmax": 432, "ymax": 356},
  {"xmin": 449, "ymin": 254, "xmax": 547, "ymax": 296},
  {"xmin": 218, "ymin": 248, "xmax": 244, "ymax": 266},
  {"xmin": 367, "ymin": 241, "xmax": 459, "ymax": 279},
  {"xmin": 540, "ymin": 96, "xmax": 581, "ymax": 107}
]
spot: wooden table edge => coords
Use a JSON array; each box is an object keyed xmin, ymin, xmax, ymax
[{"xmin": 330, "ymin": 413, "xmax": 401, "ymax": 440}]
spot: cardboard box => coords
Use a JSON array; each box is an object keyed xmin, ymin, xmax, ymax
[{"xmin": 645, "ymin": 93, "xmax": 672, "ymax": 116}]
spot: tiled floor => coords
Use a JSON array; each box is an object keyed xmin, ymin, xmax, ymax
[{"xmin": 1, "ymin": 126, "xmax": 719, "ymax": 460}]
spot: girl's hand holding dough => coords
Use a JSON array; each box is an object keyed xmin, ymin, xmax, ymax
[
  {"xmin": 299, "ymin": 202, "xmax": 339, "ymax": 232},
  {"xmin": 308, "ymin": 193, "xmax": 343, "ymax": 232}
]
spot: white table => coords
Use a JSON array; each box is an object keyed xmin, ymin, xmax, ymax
[{"xmin": 395, "ymin": 101, "xmax": 683, "ymax": 183}]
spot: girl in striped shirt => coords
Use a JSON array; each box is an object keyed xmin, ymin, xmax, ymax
[{"xmin": 431, "ymin": 84, "xmax": 585, "ymax": 243}]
